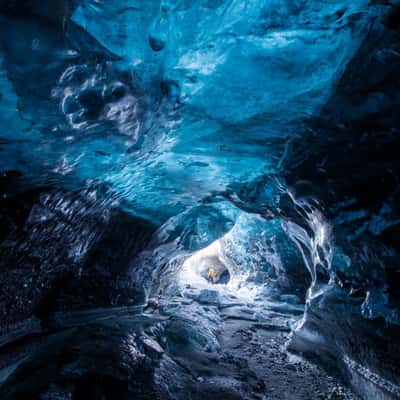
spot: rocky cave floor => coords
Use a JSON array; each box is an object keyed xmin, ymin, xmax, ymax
[
  {"xmin": 0, "ymin": 284, "xmax": 359, "ymax": 400},
  {"xmin": 145, "ymin": 285, "xmax": 358, "ymax": 400}
]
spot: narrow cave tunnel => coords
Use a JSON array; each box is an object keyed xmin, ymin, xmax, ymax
[
  {"xmin": 196, "ymin": 256, "xmax": 231, "ymax": 285},
  {"xmin": 0, "ymin": 1, "xmax": 400, "ymax": 400}
]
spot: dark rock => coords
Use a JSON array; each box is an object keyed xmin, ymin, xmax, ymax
[
  {"xmin": 0, "ymin": 189, "xmax": 156, "ymax": 328},
  {"xmin": 0, "ymin": 0, "xmax": 72, "ymax": 26}
]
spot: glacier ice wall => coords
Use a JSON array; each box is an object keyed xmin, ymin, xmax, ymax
[{"xmin": 0, "ymin": 1, "xmax": 400, "ymax": 399}]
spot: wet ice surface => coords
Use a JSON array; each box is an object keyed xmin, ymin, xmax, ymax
[{"xmin": 0, "ymin": 0, "xmax": 373, "ymax": 218}]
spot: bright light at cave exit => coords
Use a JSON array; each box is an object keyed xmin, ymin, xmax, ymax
[{"xmin": 179, "ymin": 230, "xmax": 261, "ymax": 302}]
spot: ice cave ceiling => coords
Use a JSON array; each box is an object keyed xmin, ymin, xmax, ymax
[{"xmin": 0, "ymin": 1, "xmax": 399, "ymax": 399}]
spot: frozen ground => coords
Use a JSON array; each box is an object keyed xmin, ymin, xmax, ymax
[{"xmin": 143, "ymin": 284, "xmax": 358, "ymax": 400}]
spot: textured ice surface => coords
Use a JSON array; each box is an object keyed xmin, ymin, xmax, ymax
[
  {"xmin": 0, "ymin": 1, "xmax": 400, "ymax": 399},
  {"xmin": 0, "ymin": 0, "xmax": 373, "ymax": 220}
]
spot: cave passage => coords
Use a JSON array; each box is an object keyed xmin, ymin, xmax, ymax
[{"xmin": 0, "ymin": 1, "xmax": 400, "ymax": 400}]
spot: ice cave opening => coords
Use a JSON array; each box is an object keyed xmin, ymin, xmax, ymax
[{"xmin": 180, "ymin": 241, "xmax": 232, "ymax": 287}]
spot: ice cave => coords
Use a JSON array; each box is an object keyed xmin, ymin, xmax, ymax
[{"xmin": 0, "ymin": 1, "xmax": 399, "ymax": 399}]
